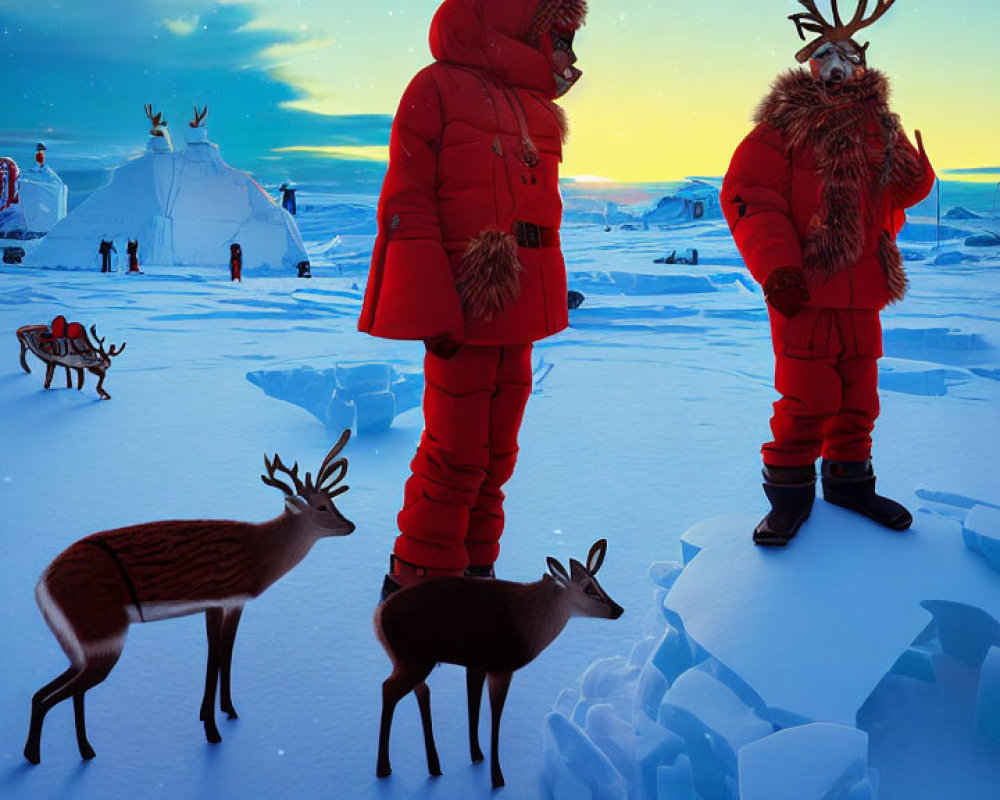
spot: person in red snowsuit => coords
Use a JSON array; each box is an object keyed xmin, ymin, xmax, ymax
[
  {"xmin": 229, "ymin": 243, "xmax": 242, "ymax": 282},
  {"xmin": 721, "ymin": 0, "xmax": 935, "ymax": 545},
  {"xmin": 359, "ymin": 0, "xmax": 586, "ymax": 596}
]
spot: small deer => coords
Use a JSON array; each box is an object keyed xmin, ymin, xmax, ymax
[
  {"xmin": 17, "ymin": 322, "xmax": 126, "ymax": 399},
  {"xmin": 374, "ymin": 539, "xmax": 622, "ymax": 789},
  {"xmin": 24, "ymin": 430, "xmax": 355, "ymax": 765}
]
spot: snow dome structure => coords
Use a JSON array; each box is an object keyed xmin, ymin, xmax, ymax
[
  {"xmin": 28, "ymin": 106, "xmax": 307, "ymax": 274},
  {"xmin": 0, "ymin": 153, "xmax": 68, "ymax": 238},
  {"xmin": 644, "ymin": 180, "xmax": 722, "ymax": 226}
]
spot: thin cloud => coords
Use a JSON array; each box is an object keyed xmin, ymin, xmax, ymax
[
  {"xmin": 163, "ymin": 16, "xmax": 201, "ymax": 36},
  {"xmin": 273, "ymin": 145, "xmax": 389, "ymax": 162}
]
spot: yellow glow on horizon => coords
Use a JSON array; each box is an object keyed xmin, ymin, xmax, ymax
[{"xmin": 239, "ymin": 0, "xmax": 1000, "ymax": 182}]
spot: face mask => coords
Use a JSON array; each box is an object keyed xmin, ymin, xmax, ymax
[
  {"xmin": 809, "ymin": 41, "xmax": 865, "ymax": 85},
  {"xmin": 551, "ymin": 28, "xmax": 582, "ymax": 97}
]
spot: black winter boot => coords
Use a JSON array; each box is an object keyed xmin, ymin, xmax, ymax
[
  {"xmin": 464, "ymin": 564, "xmax": 496, "ymax": 579},
  {"xmin": 821, "ymin": 459, "xmax": 913, "ymax": 530},
  {"xmin": 754, "ymin": 464, "xmax": 817, "ymax": 547},
  {"xmin": 379, "ymin": 555, "xmax": 464, "ymax": 604}
]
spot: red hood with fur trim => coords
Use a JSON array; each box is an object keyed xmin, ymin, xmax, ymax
[{"xmin": 430, "ymin": 0, "xmax": 585, "ymax": 97}]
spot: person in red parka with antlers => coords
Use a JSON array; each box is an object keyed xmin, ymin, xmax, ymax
[
  {"xmin": 359, "ymin": 0, "xmax": 586, "ymax": 597},
  {"xmin": 721, "ymin": 0, "xmax": 935, "ymax": 547}
]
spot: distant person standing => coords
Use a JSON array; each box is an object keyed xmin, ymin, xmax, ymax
[
  {"xmin": 98, "ymin": 238, "xmax": 117, "ymax": 273},
  {"xmin": 126, "ymin": 239, "xmax": 141, "ymax": 273},
  {"xmin": 229, "ymin": 243, "xmax": 242, "ymax": 282},
  {"xmin": 280, "ymin": 183, "xmax": 297, "ymax": 216},
  {"xmin": 35, "ymin": 143, "xmax": 46, "ymax": 169}
]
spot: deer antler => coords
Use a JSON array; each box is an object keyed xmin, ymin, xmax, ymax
[
  {"xmin": 262, "ymin": 453, "xmax": 305, "ymax": 496},
  {"xmin": 89, "ymin": 325, "xmax": 126, "ymax": 358},
  {"xmin": 145, "ymin": 104, "xmax": 168, "ymax": 134},
  {"xmin": 789, "ymin": 0, "xmax": 897, "ymax": 63},
  {"xmin": 316, "ymin": 429, "xmax": 351, "ymax": 497},
  {"xmin": 189, "ymin": 105, "xmax": 209, "ymax": 128}
]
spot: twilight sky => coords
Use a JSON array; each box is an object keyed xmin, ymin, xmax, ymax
[{"xmin": 1, "ymin": 0, "xmax": 997, "ymax": 187}]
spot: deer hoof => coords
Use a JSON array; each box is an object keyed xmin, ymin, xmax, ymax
[
  {"xmin": 204, "ymin": 723, "xmax": 222, "ymax": 744},
  {"xmin": 491, "ymin": 770, "xmax": 505, "ymax": 789},
  {"xmin": 80, "ymin": 742, "xmax": 96, "ymax": 760},
  {"xmin": 471, "ymin": 746, "xmax": 484, "ymax": 764},
  {"xmin": 23, "ymin": 743, "xmax": 41, "ymax": 765},
  {"xmin": 376, "ymin": 764, "xmax": 392, "ymax": 779}
]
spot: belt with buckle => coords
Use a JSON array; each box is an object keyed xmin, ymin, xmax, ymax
[{"xmin": 513, "ymin": 221, "xmax": 560, "ymax": 249}]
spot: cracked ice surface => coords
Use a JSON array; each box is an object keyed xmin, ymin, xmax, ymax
[{"xmin": 542, "ymin": 491, "xmax": 1000, "ymax": 800}]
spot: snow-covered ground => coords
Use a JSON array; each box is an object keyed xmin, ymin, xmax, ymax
[{"xmin": 0, "ymin": 183, "xmax": 997, "ymax": 799}]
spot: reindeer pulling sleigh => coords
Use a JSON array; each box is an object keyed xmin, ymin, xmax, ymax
[{"xmin": 17, "ymin": 315, "xmax": 126, "ymax": 399}]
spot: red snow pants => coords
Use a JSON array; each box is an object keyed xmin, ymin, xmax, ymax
[
  {"xmin": 763, "ymin": 307, "xmax": 883, "ymax": 468},
  {"xmin": 394, "ymin": 343, "xmax": 534, "ymax": 570}
]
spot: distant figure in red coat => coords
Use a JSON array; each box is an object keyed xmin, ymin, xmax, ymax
[
  {"xmin": 126, "ymin": 239, "xmax": 141, "ymax": 273},
  {"xmin": 359, "ymin": 0, "xmax": 587, "ymax": 598},
  {"xmin": 35, "ymin": 143, "xmax": 46, "ymax": 169},
  {"xmin": 721, "ymin": 0, "xmax": 935, "ymax": 546},
  {"xmin": 229, "ymin": 243, "xmax": 242, "ymax": 282}
]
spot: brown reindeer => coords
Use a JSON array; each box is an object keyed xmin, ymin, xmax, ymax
[
  {"xmin": 17, "ymin": 322, "xmax": 125, "ymax": 399},
  {"xmin": 374, "ymin": 539, "xmax": 622, "ymax": 789},
  {"xmin": 24, "ymin": 430, "xmax": 355, "ymax": 765}
]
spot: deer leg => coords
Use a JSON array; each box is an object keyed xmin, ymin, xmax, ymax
[
  {"xmin": 466, "ymin": 667, "xmax": 486, "ymax": 763},
  {"xmin": 44, "ymin": 362, "xmax": 55, "ymax": 389},
  {"xmin": 413, "ymin": 682, "xmax": 441, "ymax": 777},
  {"xmin": 19, "ymin": 336, "xmax": 31, "ymax": 373},
  {"xmin": 65, "ymin": 366, "xmax": 73, "ymax": 389},
  {"xmin": 200, "ymin": 608, "xmax": 224, "ymax": 743},
  {"xmin": 24, "ymin": 667, "xmax": 76, "ymax": 764},
  {"xmin": 487, "ymin": 671, "xmax": 513, "ymax": 789},
  {"xmin": 76, "ymin": 367, "xmax": 84, "ymax": 390},
  {"xmin": 377, "ymin": 662, "xmax": 433, "ymax": 779},
  {"xmin": 92, "ymin": 369, "xmax": 110, "ymax": 400},
  {"xmin": 73, "ymin": 692, "xmax": 96, "ymax": 760},
  {"xmin": 219, "ymin": 606, "xmax": 243, "ymax": 719},
  {"xmin": 25, "ymin": 653, "xmax": 120, "ymax": 764}
]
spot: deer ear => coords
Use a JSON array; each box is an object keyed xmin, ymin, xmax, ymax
[
  {"xmin": 568, "ymin": 559, "xmax": 588, "ymax": 582},
  {"xmin": 547, "ymin": 557, "xmax": 570, "ymax": 586},
  {"xmin": 587, "ymin": 539, "xmax": 607, "ymax": 574}
]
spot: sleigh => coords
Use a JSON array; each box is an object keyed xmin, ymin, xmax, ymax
[{"xmin": 17, "ymin": 316, "xmax": 125, "ymax": 399}]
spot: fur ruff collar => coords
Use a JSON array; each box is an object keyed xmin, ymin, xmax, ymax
[{"xmin": 754, "ymin": 69, "xmax": 922, "ymax": 302}]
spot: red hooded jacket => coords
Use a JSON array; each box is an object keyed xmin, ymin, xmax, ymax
[
  {"xmin": 358, "ymin": 0, "xmax": 571, "ymax": 345},
  {"xmin": 721, "ymin": 70, "xmax": 935, "ymax": 310}
]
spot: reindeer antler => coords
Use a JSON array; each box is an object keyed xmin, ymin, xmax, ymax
[
  {"xmin": 88, "ymin": 325, "xmax": 126, "ymax": 358},
  {"xmin": 789, "ymin": 0, "xmax": 897, "ymax": 63},
  {"xmin": 316, "ymin": 429, "xmax": 351, "ymax": 497},
  {"xmin": 262, "ymin": 453, "xmax": 306, "ymax": 496},
  {"xmin": 189, "ymin": 105, "xmax": 209, "ymax": 128},
  {"xmin": 145, "ymin": 104, "xmax": 168, "ymax": 133}
]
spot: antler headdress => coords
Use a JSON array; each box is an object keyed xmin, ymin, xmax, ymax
[
  {"xmin": 789, "ymin": 0, "xmax": 897, "ymax": 63},
  {"xmin": 144, "ymin": 104, "xmax": 168, "ymax": 134},
  {"xmin": 189, "ymin": 105, "xmax": 209, "ymax": 129}
]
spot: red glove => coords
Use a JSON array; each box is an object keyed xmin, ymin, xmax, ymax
[
  {"xmin": 424, "ymin": 338, "xmax": 462, "ymax": 360},
  {"xmin": 763, "ymin": 267, "xmax": 810, "ymax": 318}
]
